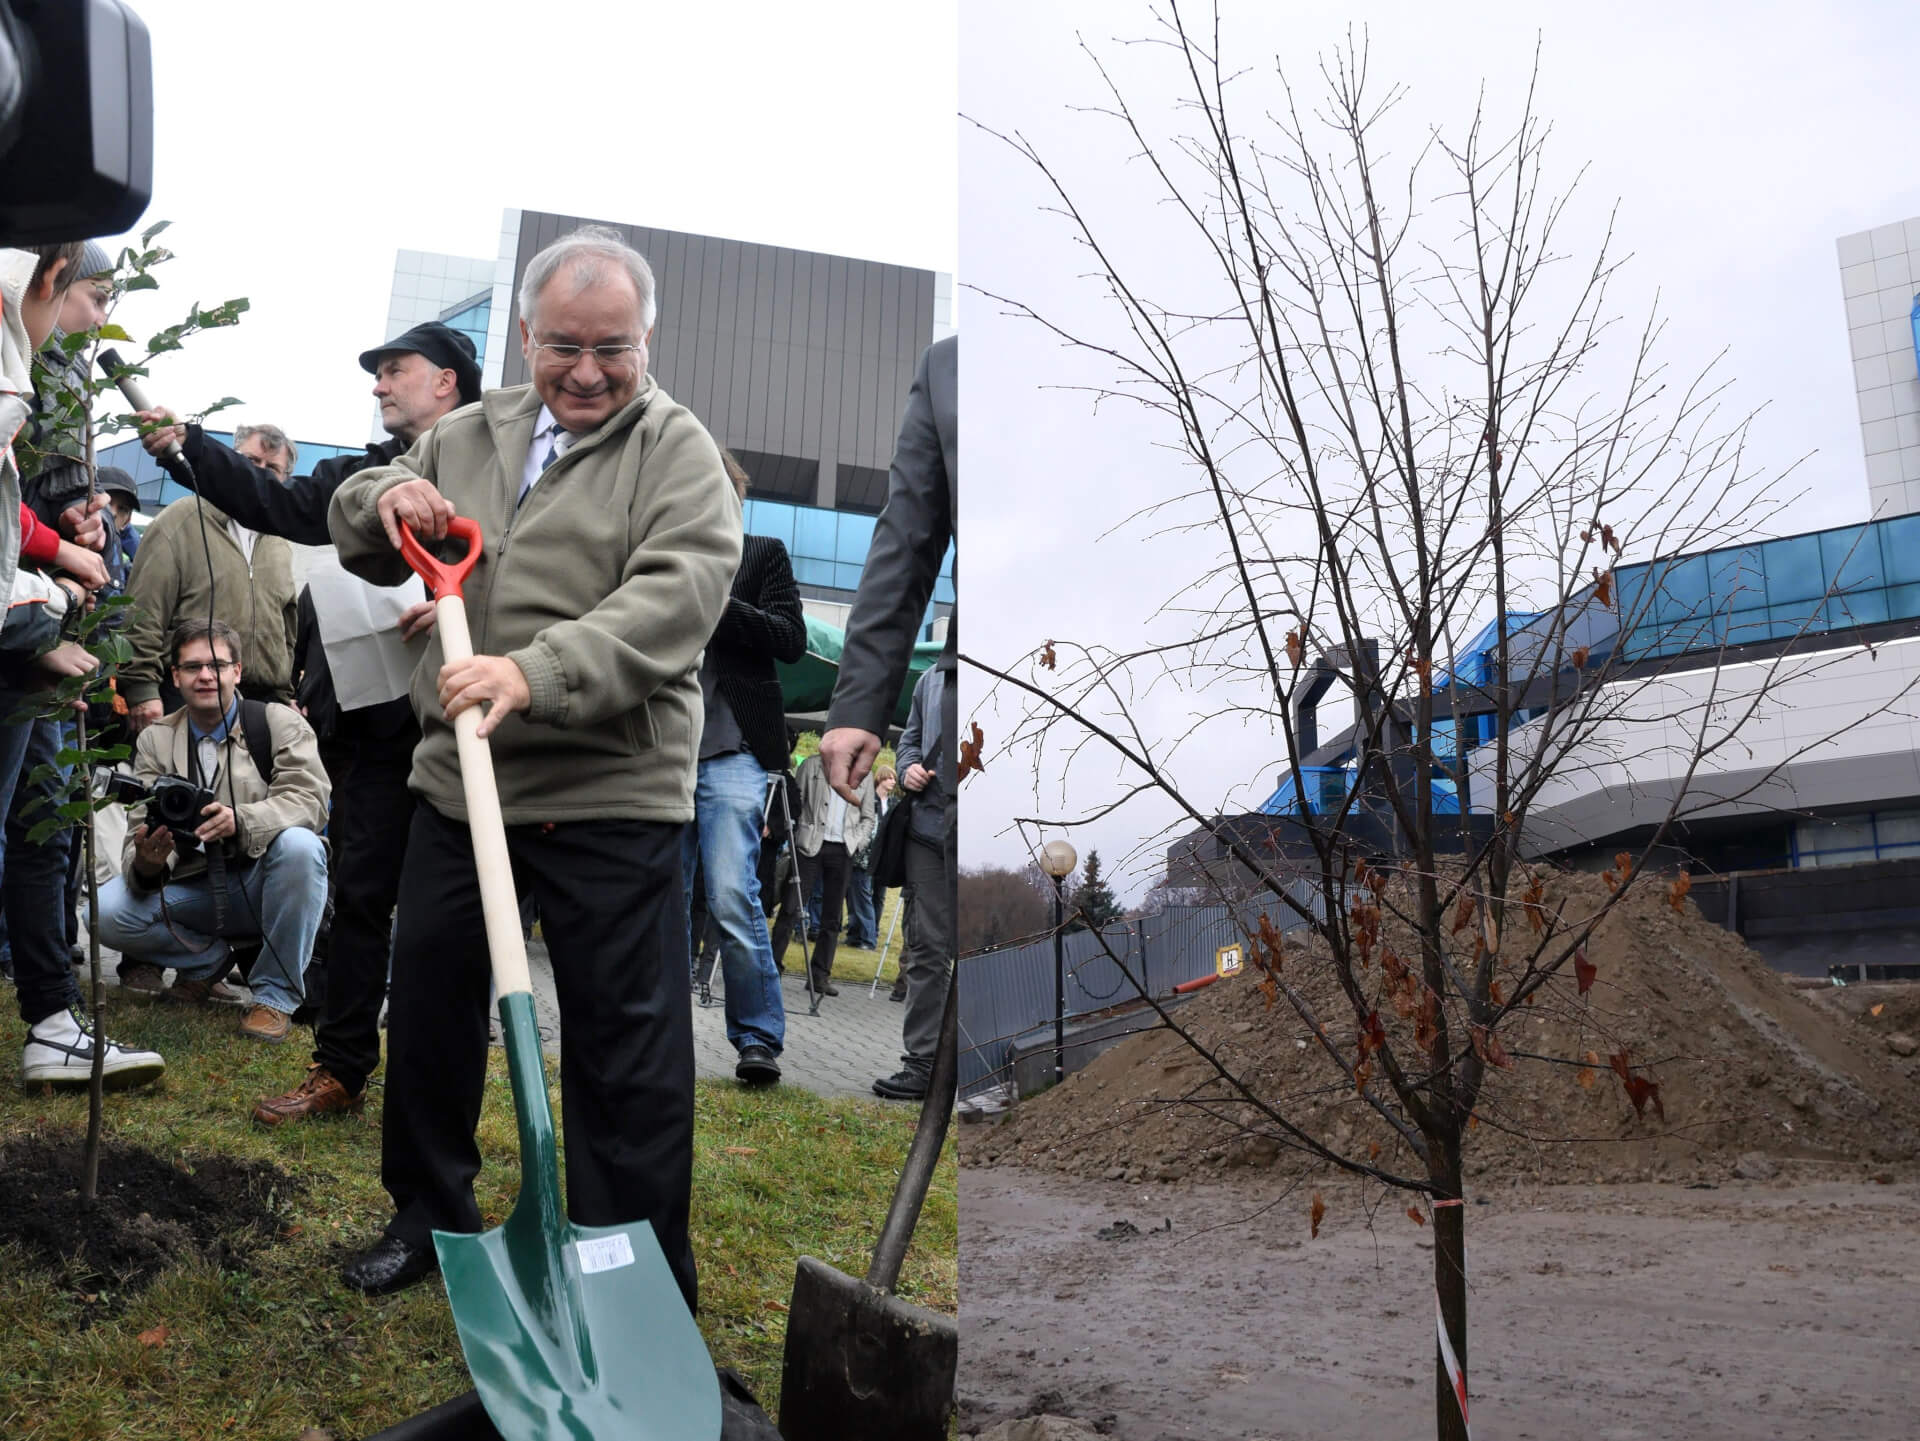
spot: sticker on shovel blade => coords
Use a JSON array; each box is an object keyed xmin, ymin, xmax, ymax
[{"xmin": 575, "ymin": 1235, "xmax": 636, "ymax": 1274}]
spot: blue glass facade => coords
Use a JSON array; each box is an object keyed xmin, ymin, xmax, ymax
[
  {"xmin": 1614, "ymin": 514, "xmax": 1920, "ymax": 661},
  {"xmin": 743, "ymin": 495, "xmax": 956, "ymax": 610},
  {"xmin": 440, "ymin": 295, "xmax": 491, "ymax": 371}
]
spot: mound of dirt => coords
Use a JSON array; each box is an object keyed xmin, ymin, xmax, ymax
[
  {"xmin": 0, "ymin": 1134, "xmax": 300, "ymax": 1300},
  {"xmin": 964, "ymin": 870, "xmax": 1920, "ymax": 1188}
]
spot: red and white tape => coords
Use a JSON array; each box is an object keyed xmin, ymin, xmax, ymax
[{"xmin": 1432, "ymin": 1198, "xmax": 1470, "ymax": 1438}]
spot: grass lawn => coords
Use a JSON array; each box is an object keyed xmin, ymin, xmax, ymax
[{"xmin": 0, "ymin": 986, "xmax": 955, "ymax": 1440}]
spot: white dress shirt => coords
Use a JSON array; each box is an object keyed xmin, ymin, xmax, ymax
[{"xmin": 518, "ymin": 405, "xmax": 575, "ymax": 507}]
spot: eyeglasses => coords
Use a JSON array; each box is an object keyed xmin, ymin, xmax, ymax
[
  {"xmin": 173, "ymin": 659, "xmax": 235, "ymax": 676},
  {"xmin": 530, "ymin": 337, "xmax": 644, "ymax": 372}
]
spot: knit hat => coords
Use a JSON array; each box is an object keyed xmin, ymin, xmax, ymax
[
  {"xmin": 77, "ymin": 240, "xmax": 114, "ymax": 281},
  {"xmin": 358, "ymin": 321, "xmax": 482, "ymax": 406},
  {"xmin": 96, "ymin": 466, "xmax": 138, "ymax": 503}
]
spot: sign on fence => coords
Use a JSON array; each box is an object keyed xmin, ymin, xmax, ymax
[{"xmin": 1215, "ymin": 941, "xmax": 1245, "ymax": 978}]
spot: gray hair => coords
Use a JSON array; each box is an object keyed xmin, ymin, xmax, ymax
[
  {"xmin": 233, "ymin": 423, "xmax": 297, "ymax": 469},
  {"xmin": 518, "ymin": 224, "xmax": 657, "ymax": 336}
]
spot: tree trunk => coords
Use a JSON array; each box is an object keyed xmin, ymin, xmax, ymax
[
  {"xmin": 1431, "ymin": 1135, "xmax": 1469, "ymax": 1441},
  {"xmin": 80, "ymin": 710, "xmax": 104, "ymax": 1203}
]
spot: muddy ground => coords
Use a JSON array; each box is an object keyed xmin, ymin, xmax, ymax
[
  {"xmin": 960, "ymin": 1165, "xmax": 1920, "ymax": 1441},
  {"xmin": 0, "ymin": 1134, "xmax": 296, "ymax": 1304}
]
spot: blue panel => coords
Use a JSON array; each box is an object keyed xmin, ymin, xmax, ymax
[
  {"xmin": 1761, "ymin": 534, "xmax": 1824, "ymax": 605},
  {"xmin": 792, "ymin": 506, "xmax": 837, "ymax": 561},
  {"xmin": 1706, "ymin": 545, "xmax": 1766, "ymax": 610},
  {"xmin": 1652, "ymin": 554, "xmax": 1708, "ymax": 620},
  {"xmin": 1831, "ymin": 588, "xmax": 1890, "ymax": 627},
  {"xmin": 792, "ymin": 556, "xmax": 835, "ymax": 587},
  {"xmin": 932, "ymin": 574, "xmax": 955, "ymax": 605},
  {"xmin": 1726, "ymin": 608, "xmax": 1771, "ymax": 646},
  {"xmin": 1612, "ymin": 563, "xmax": 1653, "ymax": 623},
  {"xmin": 1768, "ymin": 601, "xmax": 1823, "ymax": 638},
  {"xmin": 1820, "ymin": 524, "xmax": 1880, "ymax": 595},
  {"xmin": 835, "ymin": 513, "xmax": 876, "ymax": 564},
  {"xmin": 1889, "ymin": 582, "xmax": 1920, "ymax": 621},
  {"xmin": 1882, "ymin": 514, "xmax": 1920, "ymax": 585},
  {"xmin": 744, "ymin": 500, "xmax": 793, "ymax": 548},
  {"xmin": 834, "ymin": 562, "xmax": 865, "ymax": 591}
]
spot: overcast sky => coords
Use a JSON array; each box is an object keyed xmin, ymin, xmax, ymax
[
  {"xmin": 101, "ymin": 0, "xmax": 957, "ymax": 445},
  {"xmin": 958, "ymin": 0, "xmax": 1920, "ymax": 898}
]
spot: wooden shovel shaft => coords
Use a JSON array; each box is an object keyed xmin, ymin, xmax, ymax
[{"xmin": 435, "ymin": 593, "xmax": 533, "ymax": 999}]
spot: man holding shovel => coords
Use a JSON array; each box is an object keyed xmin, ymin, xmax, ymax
[{"xmin": 327, "ymin": 224, "xmax": 739, "ymax": 1308}]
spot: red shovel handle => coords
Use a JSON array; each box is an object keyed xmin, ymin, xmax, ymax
[{"xmin": 398, "ymin": 515, "xmax": 483, "ymax": 601}]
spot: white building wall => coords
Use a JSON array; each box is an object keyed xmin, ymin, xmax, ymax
[
  {"xmin": 1476, "ymin": 636, "xmax": 1920, "ymax": 854},
  {"xmin": 1838, "ymin": 218, "xmax": 1920, "ymax": 518},
  {"xmin": 375, "ymin": 249, "xmax": 498, "ymax": 441}
]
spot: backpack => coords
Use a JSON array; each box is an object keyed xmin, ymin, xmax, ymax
[{"xmin": 238, "ymin": 698, "xmax": 276, "ymax": 784}]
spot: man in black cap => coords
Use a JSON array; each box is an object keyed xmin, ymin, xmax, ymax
[
  {"xmin": 134, "ymin": 320, "xmax": 481, "ymax": 1126},
  {"xmin": 95, "ymin": 466, "xmax": 138, "ymax": 585}
]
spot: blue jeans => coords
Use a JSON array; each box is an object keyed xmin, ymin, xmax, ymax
[
  {"xmin": 96, "ymin": 828, "xmax": 328, "ymax": 1015},
  {"xmin": 845, "ymin": 863, "xmax": 877, "ymax": 947},
  {"xmin": 681, "ymin": 752, "xmax": 785, "ymax": 1055}
]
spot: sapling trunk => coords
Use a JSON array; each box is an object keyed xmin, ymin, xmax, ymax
[{"xmin": 79, "ymin": 709, "xmax": 104, "ymax": 1203}]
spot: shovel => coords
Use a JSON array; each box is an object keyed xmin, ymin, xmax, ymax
[
  {"xmin": 398, "ymin": 516, "xmax": 721, "ymax": 1441},
  {"xmin": 776, "ymin": 972, "xmax": 959, "ymax": 1440}
]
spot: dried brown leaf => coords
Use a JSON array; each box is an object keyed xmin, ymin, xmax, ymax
[{"xmin": 1309, "ymin": 1192, "xmax": 1326, "ymax": 1239}]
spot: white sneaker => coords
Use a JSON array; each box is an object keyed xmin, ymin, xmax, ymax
[{"xmin": 21, "ymin": 1005, "xmax": 165, "ymax": 1089}]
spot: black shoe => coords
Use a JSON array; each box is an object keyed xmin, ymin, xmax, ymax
[
  {"xmin": 341, "ymin": 1234, "xmax": 439, "ymax": 1296},
  {"xmin": 735, "ymin": 1044, "xmax": 781, "ymax": 1088},
  {"xmin": 889, "ymin": 984, "xmax": 907, "ymax": 1003},
  {"xmin": 812, "ymin": 976, "xmax": 840, "ymax": 997},
  {"xmin": 872, "ymin": 1069, "xmax": 930, "ymax": 1101}
]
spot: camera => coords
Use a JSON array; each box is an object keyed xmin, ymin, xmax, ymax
[{"xmin": 99, "ymin": 771, "xmax": 218, "ymax": 852}]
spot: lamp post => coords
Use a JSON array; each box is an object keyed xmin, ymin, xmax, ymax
[{"xmin": 1039, "ymin": 839, "xmax": 1078, "ymax": 1087}]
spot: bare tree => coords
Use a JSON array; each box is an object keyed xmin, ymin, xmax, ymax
[{"xmin": 965, "ymin": 8, "xmax": 1913, "ymax": 1439}]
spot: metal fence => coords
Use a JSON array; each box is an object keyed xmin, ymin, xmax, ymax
[{"xmin": 958, "ymin": 894, "xmax": 1314, "ymax": 1100}]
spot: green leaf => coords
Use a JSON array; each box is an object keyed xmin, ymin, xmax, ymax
[
  {"xmin": 54, "ymin": 747, "xmax": 86, "ymax": 767},
  {"xmin": 96, "ymin": 323, "xmax": 133, "ymax": 343},
  {"xmin": 123, "ymin": 274, "xmax": 160, "ymax": 292},
  {"xmin": 25, "ymin": 819, "xmax": 66, "ymax": 845},
  {"xmin": 99, "ymin": 744, "xmax": 132, "ymax": 762},
  {"xmin": 140, "ymin": 219, "xmax": 172, "ymax": 245}
]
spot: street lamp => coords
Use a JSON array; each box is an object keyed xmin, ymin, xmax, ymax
[{"xmin": 1039, "ymin": 839, "xmax": 1078, "ymax": 1087}]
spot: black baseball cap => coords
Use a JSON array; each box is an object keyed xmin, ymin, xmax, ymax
[{"xmin": 358, "ymin": 321, "xmax": 482, "ymax": 406}]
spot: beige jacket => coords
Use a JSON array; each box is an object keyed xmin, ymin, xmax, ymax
[
  {"xmin": 327, "ymin": 377, "xmax": 741, "ymax": 825},
  {"xmin": 120, "ymin": 701, "xmax": 331, "ymax": 888},
  {"xmin": 793, "ymin": 754, "xmax": 878, "ymax": 858},
  {"xmin": 121, "ymin": 497, "xmax": 298, "ymax": 705}
]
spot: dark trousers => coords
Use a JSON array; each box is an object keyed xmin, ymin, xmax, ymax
[
  {"xmin": 311, "ymin": 731, "xmax": 416, "ymax": 1095},
  {"xmin": 381, "ymin": 804, "xmax": 698, "ymax": 1314},
  {"xmin": 4, "ymin": 711, "xmax": 80, "ymax": 1026},
  {"xmin": 796, "ymin": 840, "xmax": 850, "ymax": 988}
]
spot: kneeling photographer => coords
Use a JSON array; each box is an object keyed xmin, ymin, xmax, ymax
[{"xmin": 96, "ymin": 619, "xmax": 331, "ymax": 1042}]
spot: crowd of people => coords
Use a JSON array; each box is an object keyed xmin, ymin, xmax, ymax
[{"xmin": 0, "ymin": 223, "xmax": 958, "ymax": 1308}]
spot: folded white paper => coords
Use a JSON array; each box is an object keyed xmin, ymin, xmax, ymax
[{"xmin": 305, "ymin": 549, "xmax": 428, "ymax": 711}]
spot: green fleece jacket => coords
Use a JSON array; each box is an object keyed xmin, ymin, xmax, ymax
[
  {"xmin": 121, "ymin": 497, "xmax": 297, "ymax": 705},
  {"xmin": 327, "ymin": 376, "xmax": 741, "ymax": 825}
]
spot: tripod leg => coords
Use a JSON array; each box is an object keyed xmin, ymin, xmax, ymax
[
  {"xmin": 780, "ymin": 779, "xmax": 819, "ymax": 1015},
  {"xmin": 870, "ymin": 888, "xmax": 901, "ymax": 997}
]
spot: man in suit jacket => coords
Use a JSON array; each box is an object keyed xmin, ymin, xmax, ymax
[
  {"xmin": 685, "ymin": 452, "xmax": 807, "ymax": 1085},
  {"xmin": 816, "ymin": 335, "xmax": 957, "ymax": 1099}
]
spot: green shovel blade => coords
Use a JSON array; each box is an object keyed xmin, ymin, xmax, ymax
[{"xmin": 434, "ymin": 993, "xmax": 720, "ymax": 1441}]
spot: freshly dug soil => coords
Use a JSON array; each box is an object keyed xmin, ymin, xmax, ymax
[
  {"xmin": 964, "ymin": 870, "xmax": 1920, "ymax": 1188},
  {"xmin": 0, "ymin": 1134, "xmax": 299, "ymax": 1299}
]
